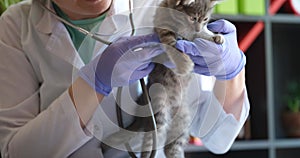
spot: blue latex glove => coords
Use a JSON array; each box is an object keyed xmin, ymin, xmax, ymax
[
  {"xmin": 175, "ymin": 19, "xmax": 246, "ymax": 80},
  {"xmin": 79, "ymin": 34, "xmax": 164, "ymax": 96}
]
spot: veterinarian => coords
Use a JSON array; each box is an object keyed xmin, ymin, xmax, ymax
[{"xmin": 0, "ymin": 0, "xmax": 249, "ymax": 157}]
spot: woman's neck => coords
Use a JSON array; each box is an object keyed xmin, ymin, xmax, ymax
[{"xmin": 52, "ymin": 0, "xmax": 112, "ymax": 20}]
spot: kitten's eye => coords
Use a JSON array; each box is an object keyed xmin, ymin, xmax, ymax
[
  {"xmin": 203, "ymin": 17, "xmax": 209, "ymax": 21},
  {"xmin": 190, "ymin": 17, "xmax": 197, "ymax": 22}
]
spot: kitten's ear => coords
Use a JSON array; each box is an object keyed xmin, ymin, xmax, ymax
[
  {"xmin": 174, "ymin": 0, "xmax": 195, "ymax": 6},
  {"xmin": 182, "ymin": 0, "xmax": 195, "ymax": 5},
  {"xmin": 210, "ymin": 0, "xmax": 224, "ymax": 6}
]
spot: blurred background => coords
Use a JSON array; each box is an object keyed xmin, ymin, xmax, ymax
[
  {"xmin": 187, "ymin": 0, "xmax": 300, "ymax": 157},
  {"xmin": 1, "ymin": 0, "xmax": 300, "ymax": 158}
]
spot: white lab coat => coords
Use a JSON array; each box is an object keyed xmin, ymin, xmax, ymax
[{"xmin": 0, "ymin": 0, "xmax": 250, "ymax": 158}]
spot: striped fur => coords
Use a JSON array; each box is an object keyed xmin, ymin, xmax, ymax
[
  {"xmin": 140, "ymin": 0, "xmax": 224, "ymax": 158},
  {"xmin": 103, "ymin": 1, "xmax": 223, "ymax": 158}
]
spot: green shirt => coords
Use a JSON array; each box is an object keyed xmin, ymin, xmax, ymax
[{"xmin": 52, "ymin": 3, "xmax": 106, "ymax": 64}]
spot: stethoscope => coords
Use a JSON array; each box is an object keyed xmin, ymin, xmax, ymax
[{"xmin": 37, "ymin": 0, "xmax": 157, "ymax": 157}]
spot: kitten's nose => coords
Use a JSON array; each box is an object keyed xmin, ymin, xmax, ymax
[{"xmin": 195, "ymin": 24, "xmax": 201, "ymax": 32}]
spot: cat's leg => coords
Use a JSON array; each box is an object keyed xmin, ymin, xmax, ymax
[
  {"xmin": 141, "ymin": 86, "xmax": 171, "ymax": 158},
  {"xmin": 165, "ymin": 46, "xmax": 194, "ymax": 76},
  {"xmin": 140, "ymin": 118, "xmax": 155, "ymax": 158},
  {"xmin": 155, "ymin": 28, "xmax": 194, "ymax": 76},
  {"xmin": 140, "ymin": 111, "xmax": 169, "ymax": 158},
  {"xmin": 164, "ymin": 106, "xmax": 191, "ymax": 158},
  {"xmin": 195, "ymin": 26, "xmax": 224, "ymax": 44}
]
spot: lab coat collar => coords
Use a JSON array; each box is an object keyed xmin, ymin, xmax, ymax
[
  {"xmin": 107, "ymin": 0, "xmax": 130, "ymax": 16},
  {"xmin": 33, "ymin": 0, "xmax": 56, "ymax": 34},
  {"xmin": 92, "ymin": 0, "xmax": 131, "ymax": 58},
  {"xmin": 28, "ymin": 0, "xmax": 83, "ymax": 69},
  {"xmin": 30, "ymin": 0, "xmax": 130, "ymax": 69},
  {"xmin": 33, "ymin": 0, "xmax": 130, "ymax": 34}
]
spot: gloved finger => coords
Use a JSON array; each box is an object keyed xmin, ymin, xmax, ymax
[
  {"xmin": 151, "ymin": 53, "xmax": 176, "ymax": 69},
  {"xmin": 138, "ymin": 33, "xmax": 160, "ymax": 44},
  {"xmin": 207, "ymin": 19, "xmax": 236, "ymax": 34},
  {"xmin": 175, "ymin": 40, "xmax": 201, "ymax": 56},
  {"xmin": 193, "ymin": 65, "xmax": 211, "ymax": 76},
  {"xmin": 176, "ymin": 38, "xmax": 222, "ymax": 57},
  {"xmin": 116, "ymin": 33, "xmax": 160, "ymax": 50},
  {"xmin": 131, "ymin": 43, "xmax": 164, "ymax": 60},
  {"xmin": 129, "ymin": 63, "xmax": 155, "ymax": 84}
]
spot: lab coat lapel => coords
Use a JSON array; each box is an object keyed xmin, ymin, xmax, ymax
[
  {"xmin": 32, "ymin": 0, "xmax": 130, "ymax": 68},
  {"xmin": 46, "ymin": 23, "xmax": 84, "ymax": 69},
  {"xmin": 92, "ymin": 15, "xmax": 121, "ymax": 57},
  {"xmin": 33, "ymin": 0, "xmax": 84, "ymax": 69},
  {"xmin": 92, "ymin": 0, "xmax": 130, "ymax": 57}
]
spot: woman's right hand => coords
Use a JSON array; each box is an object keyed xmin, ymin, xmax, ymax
[
  {"xmin": 78, "ymin": 34, "xmax": 163, "ymax": 96},
  {"xmin": 175, "ymin": 19, "xmax": 246, "ymax": 80}
]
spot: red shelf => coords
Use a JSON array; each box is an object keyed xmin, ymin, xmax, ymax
[{"xmin": 238, "ymin": 0, "xmax": 287, "ymax": 52}]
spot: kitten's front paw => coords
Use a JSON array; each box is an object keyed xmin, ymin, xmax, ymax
[
  {"xmin": 213, "ymin": 34, "xmax": 225, "ymax": 44},
  {"xmin": 174, "ymin": 54, "xmax": 194, "ymax": 76}
]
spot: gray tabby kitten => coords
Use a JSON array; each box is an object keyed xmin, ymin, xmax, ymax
[
  {"xmin": 104, "ymin": 0, "xmax": 224, "ymax": 157},
  {"xmin": 138, "ymin": 0, "xmax": 224, "ymax": 158}
]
